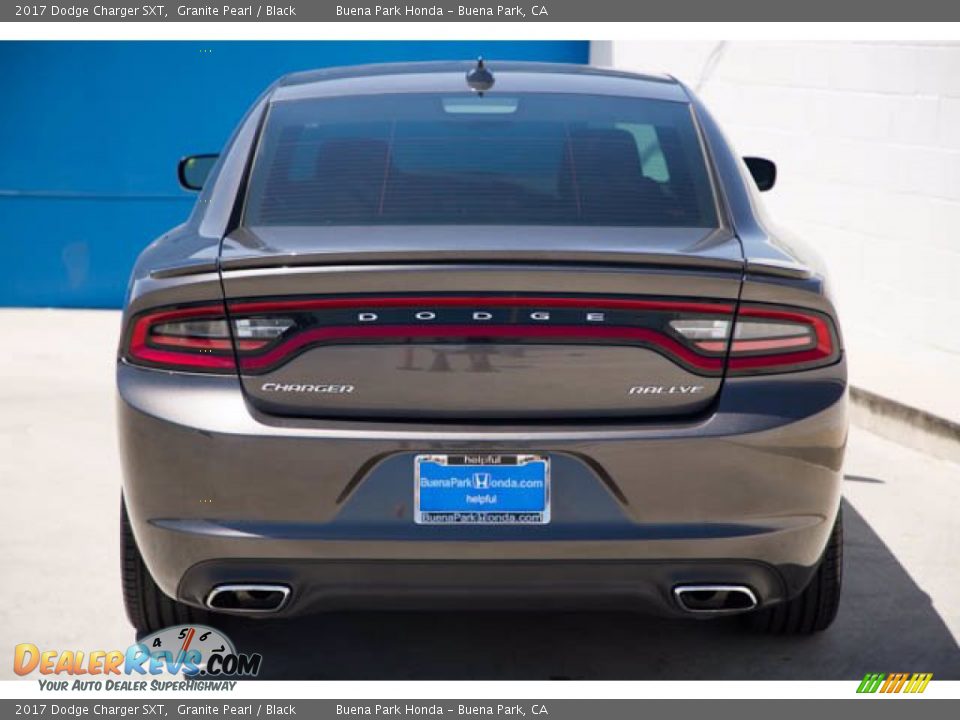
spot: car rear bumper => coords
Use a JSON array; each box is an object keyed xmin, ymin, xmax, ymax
[
  {"xmin": 118, "ymin": 360, "xmax": 847, "ymax": 617},
  {"xmin": 179, "ymin": 558, "xmax": 781, "ymax": 616}
]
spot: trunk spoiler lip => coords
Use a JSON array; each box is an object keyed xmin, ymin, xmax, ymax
[
  {"xmin": 218, "ymin": 254, "xmax": 811, "ymax": 280},
  {"xmin": 149, "ymin": 259, "xmax": 219, "ymax": 279},
  {"xmin": 215, "ymin": 251, "xmax": 744, "ymax": 275},
  {"xmin": 744, "ymin": 259, "xmax": 814, "ymax": 280},
  {"xmin": 150, "ymin": 254, "xmax": 811, "ymax": 281},
  {"xmin": 150, "ymin": 250, "xmax": 814, "ymax": 280},
  {"xmin": 213, "ymin": 225, "xmax": 746, "ymax": 276}
]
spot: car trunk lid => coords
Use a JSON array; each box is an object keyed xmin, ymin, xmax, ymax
[{"xmin": 219, "ymin": 226, "xmax": 743, "ymax": 421}]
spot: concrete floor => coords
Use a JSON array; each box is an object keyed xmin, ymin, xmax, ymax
[{"xmin": 1, "ymin": 309, "xmax": 958, "ymax": 680}]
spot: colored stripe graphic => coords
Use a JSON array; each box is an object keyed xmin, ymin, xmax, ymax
[
  {"xmin": 857, "ymin": 672, "xmax": 932, "ymax": 694},
  {"xmin": 886, "ymin": 673, "xmax": 909, "ymax": 693},
  {"xmin": 857, "ymin": 673, "xmax": 885, "ymax": 693},
  {"xmin": 907, "ymin": 673, "xmax": 933, "ymax": 694}
]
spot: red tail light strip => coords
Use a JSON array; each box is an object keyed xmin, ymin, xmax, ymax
[
  {"xmin": 124, "ymin": 295, "xmax": 839, "ymax": 376},
  {"xmin": 698, "ymin": 336, "xmax": 812, "ymax": 353},
  {"xmin": 127, "ymin": 344, "xmax": 236, "ymax": 370},
  {"xmin": 127, "ymin": 305, "xmax": 236, "ymax": 370},
  {"xmin": 727, "ymin": 306, "xmax": 835, "ymax": 371},
  {"xmin": 149, "ymin": 336, "xmax": 267, "ymax": 351},
  {"xmin": 235, "ymin": 324, "xmax": 725, "ymax": 373}
]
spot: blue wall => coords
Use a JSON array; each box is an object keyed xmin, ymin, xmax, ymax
[{"xmin": 0, "ymin": 41, "xmax": 588, "ymax": 308}]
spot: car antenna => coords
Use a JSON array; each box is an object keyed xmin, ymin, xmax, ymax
[{"xmin": 466, "ymin": 57, "xmax": 495, "ymax": 96}]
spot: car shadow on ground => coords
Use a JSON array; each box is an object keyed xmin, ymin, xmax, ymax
[{"xmin": 202, "ymin": 497, "xmax": 960, "ymax": 680}]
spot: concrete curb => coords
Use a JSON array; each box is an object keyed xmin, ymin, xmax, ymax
[{"xmin": 850, "ymin": 386, "xmax": 960, "ymax": 465}]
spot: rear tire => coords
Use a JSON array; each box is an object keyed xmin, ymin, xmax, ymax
[
  {"xmin": 121, "ymin": 497, "xmax": 209, "ymax": 637},
  {"xmin": 747, "ymin": 506, "xmax": 843, "ymax": 635}
]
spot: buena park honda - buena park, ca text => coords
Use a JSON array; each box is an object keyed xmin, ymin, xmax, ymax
[
  {"xmin": 336, "ymin": 5, "xmax": 550, "ymax": 16},
  {"xmin": 14, "ymin": 4, "xmax": 550, "ymax": 18}
]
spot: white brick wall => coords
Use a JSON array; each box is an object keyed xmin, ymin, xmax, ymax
[
  {"xmin": 594, "ymin": 42, "xmax": 960, "ymax": 409},
  {"xmin": 593, "ymin": 42, "xmax": 960, "ymax": 418}
]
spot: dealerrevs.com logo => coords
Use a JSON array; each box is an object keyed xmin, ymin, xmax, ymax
[{"xmin": 14, "ymin": 625, "xmax": 262, "ymax": 691}]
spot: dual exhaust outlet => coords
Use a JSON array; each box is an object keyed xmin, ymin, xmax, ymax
[
  {"xmin": 673, "ymin": 584, "xmax": 758, "ymax": 614},
  {"xmin": 203, "ymin": 583, "xmax": 757, "ymax": 614},
  {"xmin": 205, "ymin": 584, "xmax": 290, "ymax": 613}
]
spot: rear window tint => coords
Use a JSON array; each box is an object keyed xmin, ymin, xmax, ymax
[{"xmin": 244, "ymin": 93, "xmax": 718, "ymax": 228}]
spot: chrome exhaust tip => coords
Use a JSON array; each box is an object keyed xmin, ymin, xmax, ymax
[
  {"xmin": 673, "ymin": 584, "xmax": 758, "ymax": 614},
  {"xmin": 205, "ymin": 584, "xmax": 290, "ymax": 613}
]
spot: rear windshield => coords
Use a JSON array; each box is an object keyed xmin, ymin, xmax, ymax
[{"xmin": 244, "ymin": 93, "xmax": 718, "ymax": 228}]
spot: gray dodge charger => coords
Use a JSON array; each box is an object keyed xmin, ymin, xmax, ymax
[{"xmin": 118, "ymin": 61, "xmax": 846, "ymax": 637}]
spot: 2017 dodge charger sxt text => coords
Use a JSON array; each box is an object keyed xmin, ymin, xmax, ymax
[{"xmin": 118, "ymin": 61, "xmax": 846, "ymax": 636}]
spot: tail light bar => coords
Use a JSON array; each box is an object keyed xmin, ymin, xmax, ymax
[
  {"xmin": 727, "ymin": 306, "xmax": 838, "ymax": 373},
  {"xmin": 123, "ymin": 295, "xmax": 839, "ymax": 376},
  {"xmin": 125, "ymin": 305, "xmax": 296, "ymax": 372},
  {"xmin": 670, "ymin": 305, "xmax": 838, "ymax": 374}
]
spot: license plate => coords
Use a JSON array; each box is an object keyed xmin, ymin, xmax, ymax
[{"xmin": 414, "ymin": 453, "xmax": 550, "ymax": 525}]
